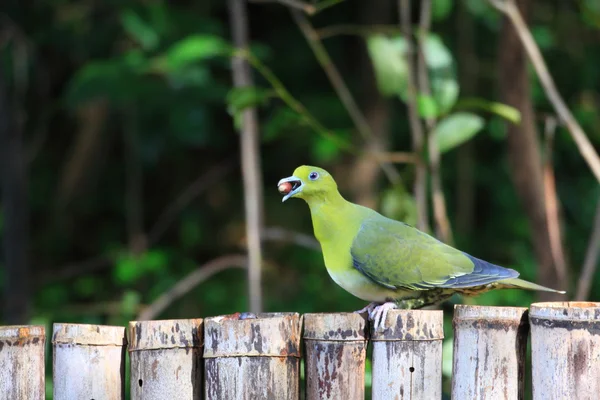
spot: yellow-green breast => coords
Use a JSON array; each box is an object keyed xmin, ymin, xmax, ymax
[{"xmin": 309, "ymin": 199, "xmax": 405, "ymax": 302}]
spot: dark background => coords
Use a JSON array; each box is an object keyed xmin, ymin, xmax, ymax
[{"xmin": 1, "ymin": 0, "xmax": 599, "ymax": 396}]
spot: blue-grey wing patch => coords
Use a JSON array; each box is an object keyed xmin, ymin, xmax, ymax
[{"xmin": 436, "ymin": 253, "xmax": 519, "ymax": 288}]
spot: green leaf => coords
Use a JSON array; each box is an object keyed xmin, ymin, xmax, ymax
[
  {"xmin": 421, "ymin": 34, "xmax": 459, "ymax": 114},
  {"xmin": 581, "ymin": 0, "xmax": 600, "ymax": 28},
  {"xmin": 366, "ymin": 35, "xmax": 408, "ymax": 97},
  {"xmin": 312, "ymin": 130, "xmax": 349, "ymax": 163},
  {"xmin": 465, "ymin": 0, "xmax": 499, "ymax": 29},
  {"xmin": 226, "ymin": 86, "xmax": 274, "ymax": 131},
  {"xmin": 120, "ymin": 10, "xmax": 159, "ymax": 51},
  {"xmin": 531, "ymin": 26, "xmax": 554, "ymax": 50},
  {"xmin": 456, "ymin": 98, "xmax": 521, "ymax": 124},
  {"xmin": 120, "ymin": 290, "xmax": 141, "ymax": 317},
  {"xmin": 122, "ymin": 49, "xmax": 148, "ymax": 70},
  {"xmin": 313, "ymin": 136, "xmax": 341, "ymax": 163},
  {"xmin": 432, "ymin": 0, "xmax": 453, "ymax": 21},
  {"xmin": 431, "ymin": 76, "xmax": 459, "ymax": 115},
  {"xmin": 417, "ymin": 94, "xmax": 438, "ymax": 118},
  {"xmin": 114, "ymin": 254, "xmax": 141, "ymax": 285},
  {"xmin": 64, "ymin": 51, "xmax": 151, "ymax": 107},
  {"xmin": 422, "ymin": 34, "xmax": 453, "ymax": 69},
  {"xmin": 263, "ymin": 107, "xmax": 303, "ymax": 142},
  {"xmin": 380, "ymin": 186, "xmax": 417, "ymax": 227},
  {"xmin": 166, "ymin": 65, "xmax": 211, "ymax": 88},
  {"xmin": 38, "ymin": 285, "xmax": 69, "ymax": 308},
  {"xmin": 434, "ymin": 112, "xmax": 485, "ymax": 153},
  {"xmin": 74, "ymin": 276, "xmax": 98, "ymax": 297},
  {"xmin": 64, "ymin": 60, "xmax": 132, "ymax": 106},
  {"xmin": 141, "ymin": 250, "xmax": 168, "ymax": 273},
  {"xmin": 152, "ymin": 34, "xmax": 230, "ymax": 73},
  {"xmin": 226, "ymin": 86, "xmax": 273, "ymax": 116},
  {"xmin": 112, "ymin": 250, "xmax": 167, "ymax": 285}
]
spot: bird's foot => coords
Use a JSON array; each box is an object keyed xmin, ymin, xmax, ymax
[
  {"xmin": 369, "ymin": 301, "xmax": 398, "ymax": 332},
  {"xmin": 355, "ymin": 302, "xmax": 379, "ymax": 316}
]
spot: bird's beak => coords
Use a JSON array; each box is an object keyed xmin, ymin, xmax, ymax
[{"xmin": 278, "ymin": 176, "xmax": 304, "ymax": 202}]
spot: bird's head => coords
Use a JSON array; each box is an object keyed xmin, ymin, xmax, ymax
[{"xmin": 277, "ymin": 165, "xmax": 338, "ymax": 203}]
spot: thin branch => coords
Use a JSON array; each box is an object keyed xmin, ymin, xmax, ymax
[
  {"xmin": 575, "ymin": 199, "xmax": 600, "ymax": 300},
  {"xmin": 543, "ymin": 116, "xmax": 567, "ymax": 283},
  {"xmin": 371, "ymin": 151, "xmax": 418, "ymax": 164},
  {"xmin": 312, "ymin": 0, "xmax": 345, "ymax": 13},
  {"xmin": 290, "ymin": 10, "xmax": 401, "ymax": 186},
  {"xmin": 229, "ymin": 0, "xmax": 264, "ymax": 314},
  {"xmin": 262, "ymin": 226, "xmax": 321, "ymax": 251},
  {"xmin": 147, "ymin": 158, "xmax": 236, "ymax": 245},
  {"xmin": 489, "ymin": 0, "xmax": 600, "ymax": 183},
  {"xmin": 249, "ymin": 0, "xmax": 317, "ymax": 14},
  {"xmin": 316, "ymin": 24, "xmax": 403, "ymax": 40},
  {"xmin": 416, "ymin": 0, "xmax": 453, "ymax": 244},
  {"xmin": 399, "ymin": 0, "xmax": 430, "ymax": 233},
  {"xmin": 249, "ymin": 0, "xmax": 344, "ymax": 15},
  {"xmin": 137, "ymin": 255, "xmax": 248, "ymax": 321}
]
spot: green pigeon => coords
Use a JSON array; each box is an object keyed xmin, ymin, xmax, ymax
[{"xmin": 278, "ymin": 165, "xmax": 565, "ymax": 330}]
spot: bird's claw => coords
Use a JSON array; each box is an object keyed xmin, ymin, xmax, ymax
[
  {"xmin": 355, "ymin": 301, "xmax": 397, "ymax": 331},
  {"xmin": 355, "ymin": 302, "xmax": 378, "ymax": 316},
  {"xmin": 371, "ymin": 302, "xmax": 398, "ymax": 331}
]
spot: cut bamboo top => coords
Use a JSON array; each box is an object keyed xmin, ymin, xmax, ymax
[
  {"xmin": 52, "ymin": 323, "xmax": 126, "ymax": 346},
  {"xmin": 454, "ymin": 305, "xmax": 528, "ymax": 330},
  {"xmin": 203, "ymin": 312, "xmax": 302, "ymax": 358},
  {"xmin": 371, "ymin": 309, "xmax": 444, "ymax": 341},
  {"xmin": 0, "ymin": 325, "xmax": 45, "ymax": 347},
  {"xmin": 0, "ymin": 325, "xmax": 45, "ymax": 339},
  {"xmin": 303, "ymin": 313, "xmax": 368, "ymax": 341},
  {"xmin": 128, "ymin": 319, "xmax": 203, "ymax": 351},
  {"xmin": 530, "ymin": 302, "xmax": 600, "ymax": 327}
]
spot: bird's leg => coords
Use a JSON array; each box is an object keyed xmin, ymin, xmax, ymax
[
  {"xmin": 397, "ymin": 290, "xmax": 454, "ymax": 309},
  {"xmin": 396, "ymin": 298, "xmax": 427, "ymax": 309},
  {"xmin": 370, "ymin": 301, "xmax": 398, "ymax": 331},
  {"xmin": 355, "ymin": 302, "xmax": 379, "ymax": 316}
]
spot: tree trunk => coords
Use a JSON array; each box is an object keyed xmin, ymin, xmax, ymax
[
  {"xmin": 0, "ymin": 69, "xmax": 30, "ymax": 323},
  {"xmin": 498, "ymin": 0, "xmax": 564, "ymax": 299},
  {"xmin": 455, "ymin": 0, "xmax": 477, "ymax": 236},
  {"xmin": 228, "ymin": 0, "xmax": 264, "ymax": 313}
]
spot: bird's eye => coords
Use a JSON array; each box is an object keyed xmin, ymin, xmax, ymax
[{"xmin": 309, "ymin": 171, "xmax": 319, "ymax": 181}]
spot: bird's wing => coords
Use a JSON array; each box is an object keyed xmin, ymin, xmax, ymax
[{"xmin": 350, "ymin": 217, "xmax": 518, "ymax": 291}]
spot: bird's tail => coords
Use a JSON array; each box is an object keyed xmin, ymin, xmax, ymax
[{"xmin": 499, "ymin": 278, "xmax": 566, "ymax": 294}]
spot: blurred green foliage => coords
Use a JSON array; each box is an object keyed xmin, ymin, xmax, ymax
[{"xmin": 1, "ymin": 0, "xmax": 600, "ymax": 397}]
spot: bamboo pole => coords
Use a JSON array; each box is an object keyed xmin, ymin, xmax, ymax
[
  {"xmin": 303, "ymin": 313, "xmax": 368, "ymax": 400},
  {"xmin": 203, "ymin": 312, "xmax": 302, "ymax": 399},
  {"xmin": 0, "ymin": 325, "xmax": 45, "ymax": 399},
  {"xmin": 52, "ymin": 323, "xmax": 126, "ymax": 400},
  {"xmin": 371, "ymin": 309, "xmax": 444, "ymax": 400},
  {"xmin": 452, "ymin": 305, "xmax": 529, "ymax": 400},
  {"xmin": 128, "ymin": 319, "xmax": 203, "ymax": 399},
  {"xmin": 530, "ymin": 302, "xmax": 600, "ymax": 400}
]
